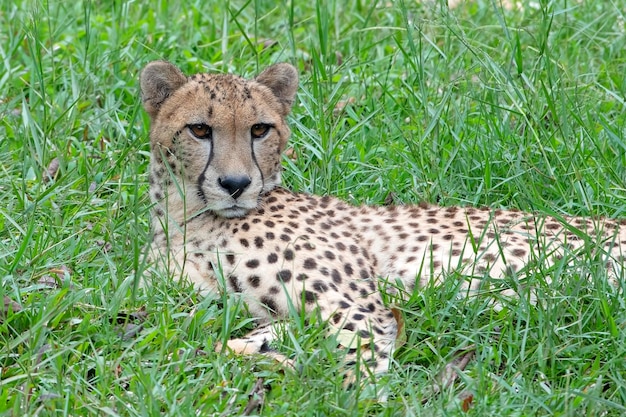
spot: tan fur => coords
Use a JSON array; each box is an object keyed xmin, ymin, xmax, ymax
[{"xmin": 140, "ymin": 62, "xmax": 625, "ymax": 380}]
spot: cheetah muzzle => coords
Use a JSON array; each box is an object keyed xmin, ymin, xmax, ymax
[{"xmin": 140, "ymin": 61, "xmax": 625, "ymax": 385}]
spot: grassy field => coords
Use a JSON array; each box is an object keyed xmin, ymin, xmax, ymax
[{"xmin": 1, "ymin": 0, "xmax": 626, "ymax": 415}]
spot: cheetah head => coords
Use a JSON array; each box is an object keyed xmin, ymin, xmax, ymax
[{"xmin": 140, "ymin": 61, "xmax": 298, "ymax": 218}]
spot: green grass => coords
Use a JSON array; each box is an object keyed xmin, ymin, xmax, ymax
[{"xmin": 1, "ymin": 0, "xmax": 626, "ymax": 415}]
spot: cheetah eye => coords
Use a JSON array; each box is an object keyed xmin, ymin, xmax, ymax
[
  {"xmin": 251, "ymin": 123, "xmax": 271, "ymax": 139},
  {"xmin": 188, "ymin": 123, "xmax": 212, "ymax": 140}
]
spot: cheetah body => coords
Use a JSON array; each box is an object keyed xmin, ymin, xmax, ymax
[{"xmin": 140, "ymin": 61, "xmax": 625, "ymax": 376}]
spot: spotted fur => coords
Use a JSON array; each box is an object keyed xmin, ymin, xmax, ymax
[{"xmin": 140, "ymin": 61, "xmax": 625, "ymax": 379}]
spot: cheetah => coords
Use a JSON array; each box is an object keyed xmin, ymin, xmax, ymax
[{"xmin": 140, "ymin": 61, "xmax": 625, "ymax": 380}]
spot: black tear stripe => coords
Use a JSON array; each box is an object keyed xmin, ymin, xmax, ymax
[
  {"xmin": 197, "ymin": 139, "xmax": 214, "ymax": 204},
  {"xmin": 275, "ymin": 130, "xmax": 283, "ymax": 155},
  {"xmin": 250, "ymin": 140, "xmax": 264, "ymax": 188}
]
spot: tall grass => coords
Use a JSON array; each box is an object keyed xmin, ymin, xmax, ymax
[{"xmin": 1, "ymin": 0, "xmax": 625, "ymax": 415}]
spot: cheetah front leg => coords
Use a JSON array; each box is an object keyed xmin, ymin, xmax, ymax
[
  {"xmin": 215, "ymin": 310, "xmax": 398, "ymax": 379},
  {"xmin": 215, "ymin": 322, "xmax": 296, "ymax": 368},
  {"xmin": 215, "ymin": 291, "xmax": 400, "ymax": 387},
  {"xmin": 329, "ymin": 304, "xmax": 400, "ymax": 386}
]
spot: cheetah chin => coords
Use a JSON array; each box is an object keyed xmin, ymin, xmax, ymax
[{"xmin": 140, "ymin": 61, "xmax": 625, "ymax": 385}]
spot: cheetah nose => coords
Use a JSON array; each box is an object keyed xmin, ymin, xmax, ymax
[{"xmin": 218, "ymin": 175, "xmax": 252, "ymax": 199}]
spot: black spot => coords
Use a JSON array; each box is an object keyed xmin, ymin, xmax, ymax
[
  {"xmin": 358, "ymin": 330, "xmax": 371, "ymax": 339},
  {"xmin": 259, "ymin": 341, "xmax": 271, "ymax": 353},
  {"xmin": 324, "ymin": 251, "xmax": 335, "ymax": 260},
  {"xmin": 260, "ymin": 296, "xmax": 278, "ymax": 314},
  {"xmin": 226, "ymin": 254, "xmax": 236, "ymax": 265},
  {"xmin": 267, "ymin": 253, "xmax": 278, "ymax": 263},
  {"xmin": 296, "ymin": 273, "xmax": 308, "ymax": 281},
  {"xmin": 344, "ymin": 263, "xmax": 354, "ymax": 276},
  {"xmin": 264, "ymin": 220, "xmax": 275, "ymax": 227},
  {"xmin": 254, "ymin": 237, "xmax": 264, "ymax": 248},
  {"xmin": 248, "ymin": 275, "xmax": 260, "ymax": 288},
  {"xmin": 332, "ymin": 312, "xmax": 343, "ymax": 324},
  {"xmin": 266, "ymin": 232, "xmax": 275, "ymax": 240},
  {"xmin": 280, "ymin": 234, "xmax": 291, "ymax": 242},
  {"xmin": 302, "ymin": 290, "xmax": 317, "ymax": 304},
  {"xmin": 240, "ymin": 238, "xmax": 249, "ymax": 248},
  {"xmin": 331, "ymin": 269, "xmax": 342, "ymax": 284},
  {"xmin": 303, "ymin": 258, "xmax": 317, "ymax": 269},
  {"xmin": 228, "ymin": 275, "xmax": 242, "ymax": 292},
  {"xmin": 344, "ymin": 323, "xmax": 355, "ymax": 331},
  {"xmin": 246, "ymin": 259, "xmax": 260, "ymax": 269},
  {"xmin": 312, "ymin": 281, "xmax": 329, "ymax": 292},
  {"xmin": 269, "ymin": 286, "xmax": 280, "ymax": 294},
  {"xmin": 353, "ymin": 313, "xmax": 364, "ymax": 321},
  {"xmin": 277, "ymin": 270, "xmax": 292, "ymax": 283},
  {"xmin": 284, "ymin": 249, "xmax": 295, "ymax": 260}
]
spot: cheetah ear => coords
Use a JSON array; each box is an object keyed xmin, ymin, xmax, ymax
[
  {"xmin": 140, "ymin": 61, "xmax": 188, "ymax": 119},
  {"xmin": 255, "ymin": 63, "xmax": 299, "ymax": 115}
]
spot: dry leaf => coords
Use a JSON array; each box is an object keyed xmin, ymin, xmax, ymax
[
  {"xmin": 114, "ymin": 307, "xmax": 148, "ymax": 341},
  {"xmin": 435, "ymin": 347, "xmax": 475, "ymax": 391},
  {"xmin": 1, "ymin": 296, "xmax": 22, "ymax": 317},
  {"xmin": 37, "ymin": 275, "xmax": 60, "ymax": 289},
  {"xmin": 422, "ymin": 346, "xmax": 476, "ymax": 403},
  {"xmin": 37, "ymin": 266, "xmax": 73, "ymax": 289},
  {"xmin": 49, "ymin": 265, "xmax": 71, "ymax": 278},
  {"xmin": 390, "ymin": 306, "xmax": 406, "ymax": 348},
  {"xmin": 284, "ymin": 147, "xmax": 297, "ymax": 161},
  {"xmin": 459, "ymin": 390, "xmax": 474, "ymax": 412},
  {"xmin": 384, "ymin": 192, "xmax": 399, "ymax": 206},
  {"xmin": 118, "ymin": 323, "xmax": 143, "ymax": 341},
  {"xmin": 242, "ymin": 378, "xmax": 267, "ymax": 415},
  {"xmin": 43, "ymin": 158, "xmax": 59, "ymax": 183},
  {"xmin": 258, "ymin": 39, "xmax": 277, "ymax": 50},
  {"xmin": 96, "ymin": 240, "xmax": 112, "ymax": 253},
  {"xmin": 335, "ymin": 51, "xmax": 343, "ymax": 66},
  {"xmin": 333, "ymin": 96, "xmax": 356, "ymax": 115}
]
